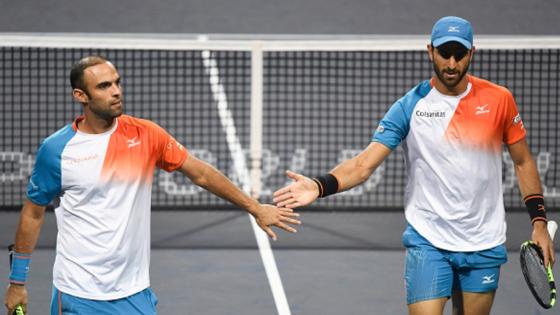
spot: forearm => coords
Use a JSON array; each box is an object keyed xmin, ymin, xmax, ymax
[
  {"xmin": 187, "ymin": 161, "xmax": 260, "ymax": 213},
  {"xmin": 330, "ymin": 142, "xmax": 391, "ymax": 192},
  {"xmin": 508, "ymin": 139, "xmax": 547, "ymax": 225},
  {"xmin": 514, "ymin": 158, "xmax": 543, "ymax": 198},
  {"xmin": 14, "ymin": 200, "xmax": 46, "ymax": 254},
  {"xmin": 509, "ymin": 139, "xmax": 543, "ymax": 198},
  {"xmin": 330, "ymin": 158, "xmax": 372, "ymax": 192}
]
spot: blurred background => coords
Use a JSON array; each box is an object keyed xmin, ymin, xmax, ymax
[
  {"xmin": 1, "ymin": 0, "xmax": 559, "ymax": 34},
  {"xmin": 1, "ymin": 1, "xmax": 559, "ymax": 314}
]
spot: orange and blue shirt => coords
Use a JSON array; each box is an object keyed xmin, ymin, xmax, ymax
[
  {"xmin": 373, "ymin": 75, "xmax": 525, "ymax": 251},
  {"xmin": 27, "ymin": 115, "xmax": 188, "ymax": 300}
]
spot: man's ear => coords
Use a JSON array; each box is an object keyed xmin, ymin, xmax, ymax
[
  {"xmin": 73, "ymin": 88, "xmax": 88, "ymax": 103},
  {"xmin": 427, "ymin": 44, "xmax": 434, "ymax": 62},
  {"xmin": 469, "ymin": 46, "xmax": 476, "ymax": 62}
]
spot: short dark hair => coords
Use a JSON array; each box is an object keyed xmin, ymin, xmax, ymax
[{"xmin": 69, "ymin": 56, "xmax": 110, "ymax": 91}]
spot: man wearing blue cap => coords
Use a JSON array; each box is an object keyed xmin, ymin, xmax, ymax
[{"xmin": 273, "ymin": 16, "xmax": 555, "ymax": 315}]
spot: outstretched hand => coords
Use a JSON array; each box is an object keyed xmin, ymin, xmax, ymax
[
  {"xmin": 273, "ymin": 170, "xmax": 320, "ymax": 209},
  {"xmin": 252, "ymin": 204, "xmax": 301, "ymax": 241}
]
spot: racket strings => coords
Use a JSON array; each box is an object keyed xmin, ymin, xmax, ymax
[{"xmin": 521, "ymin": 246, "xmax": 552, "ymax": 305}]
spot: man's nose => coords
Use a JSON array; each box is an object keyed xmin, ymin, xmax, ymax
[
  {"xmin": 110, "ymin": 83, "xmax": 121, "ymax": 96},
  {"xmin": 447, "ymin": 56, "xmax": 458, "ymax": 69}
]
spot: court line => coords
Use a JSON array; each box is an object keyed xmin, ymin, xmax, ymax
[{"xmin": 201, "ymin": 49, "xmax": 292, "ymax": 315}]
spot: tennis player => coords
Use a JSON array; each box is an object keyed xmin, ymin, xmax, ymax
[
  {"xmin": 273, "ymin": 16, "xmax": 555, "ymax": 315},
  {"xmin": 3, "ymin": 56, "xmax": 301, "ymax": 315}
]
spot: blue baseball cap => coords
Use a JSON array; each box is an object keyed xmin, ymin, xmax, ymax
[{"xmin": 431, "ymin": 16, "xmax": 473, "ymax": 49}]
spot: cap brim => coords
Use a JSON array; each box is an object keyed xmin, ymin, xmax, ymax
[{"xmin": 432, "ymin": 36, "xmax": 472, "ymax": 49}]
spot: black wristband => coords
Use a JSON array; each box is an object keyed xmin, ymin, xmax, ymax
[
  {"xmin": 524, "ymin": 194, "xmax": 547, "ymax": 224},
  {"xmin": 311, "ymin": 178, "xmax": 323, "ymax": 198},
  {"xmin": 314, "ymin": 174, "xmax": 339, "ymax": 198}
]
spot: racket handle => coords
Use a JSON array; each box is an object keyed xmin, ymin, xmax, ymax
[
  {"xmin": 547, "ymin": 220, "xmax": 558, "ymax": 240},
  {"xmin": 13, "ymin": 304, "xmax": 24, "ymax": 315}
]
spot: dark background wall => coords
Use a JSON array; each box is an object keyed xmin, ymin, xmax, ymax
[{"xmin": 0, "ymin": 0, "xmax": 559, "ymax": 35}]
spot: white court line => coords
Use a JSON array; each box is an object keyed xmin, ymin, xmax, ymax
[{"xmin": 201, "ymin": 50, "xmax": 292, "ymax": 315}]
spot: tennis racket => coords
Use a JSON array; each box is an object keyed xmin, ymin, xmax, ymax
[
  {"xmin": 520, "ymin": 220, "xmax": 557, "ymax": 309},
  {"xmin": 8, "ymin": 244, "xmax": 25, "ymax": 315}
]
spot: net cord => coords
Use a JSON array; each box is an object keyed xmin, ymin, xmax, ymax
[{"xmin": 2, "ymin": 34, "xmax": 560, "ymax": 51}]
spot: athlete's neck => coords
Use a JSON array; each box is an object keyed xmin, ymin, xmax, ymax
[
  {"xmin": 77, "ymin": 114, "xmax": 117, "ymax": 134},
  {"xmin": 432, "ymin": 75, "xmax": 469, "ymax": 96}
]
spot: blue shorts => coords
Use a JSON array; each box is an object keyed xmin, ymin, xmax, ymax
[
  {"xmin": 402, "ymin": 224, "xmax": 508, "ymax": 305},
  {"xmin": 50, "ymin": 287, "xmax": 158, "ymax": 315}
]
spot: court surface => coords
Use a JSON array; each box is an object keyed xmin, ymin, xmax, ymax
[{"xmin": 1, "ymin": 211, "xmax": 558, "ymax": 315}]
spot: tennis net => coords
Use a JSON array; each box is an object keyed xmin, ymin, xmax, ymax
[{"xmin": 1, "ymin": 34, "xmax": 559, "ymax": 211}]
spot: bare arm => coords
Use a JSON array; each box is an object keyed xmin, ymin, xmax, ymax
[
  {"xmin": 4, "ymin": 200, "xmax": 46, "ymax": 315},
  {"xmin": 13, "ymin": 200, "xmax": 47, "ymax": 254},
  {"xmin": 509, "ymin": 139, "xmax": 542, "ymax": 198},
  {"xmin": 330, "ymin": 142, "xmax": 393, "ymax": 192},
  {"xmin": 273, "ymin": 142, "xmax": 392, "ymax": 208},
  {"xmin": 508, "ymin": 138, "xmax": 555, "ymax": 266},
  {"xmin": 178, "ymin": 155, "xmax": 300, "ymax": 240}
]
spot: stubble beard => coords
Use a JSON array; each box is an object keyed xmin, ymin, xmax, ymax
[
  {"xmin": 433, "ymin": 61, "xmax": 470, "ymax": 90},
  {"xmin": 89, "ymin": 100, "xmax": 123, "ymax": 121}
]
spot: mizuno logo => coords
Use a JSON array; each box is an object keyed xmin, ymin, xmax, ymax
[
  {"xmin": 127, "ymin": 137, "xmax": 141, "ymax": 148},
  {"xmin": 448, "ymin": 26, "xmax": 460, "ymax": 32},
  {"xmin": 482, "ymin": 274, "xmax": 495, "ymax": 284},
  {"xmin": 29, "ymin": 179, "xmax": 39, "ymax": 191},
  {"xmin": 475, "ymin": 104, "xmax": 490, "ymax": 115}
]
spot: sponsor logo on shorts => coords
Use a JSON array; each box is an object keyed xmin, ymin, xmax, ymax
[{"xmin": 482, "ymin": 274, "xmax": 495, "ymax": 284}]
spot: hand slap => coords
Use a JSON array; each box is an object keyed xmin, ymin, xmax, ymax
[
  {"xmin": 253, "ymin": 204, "xmax": 301, "ymax": 240},
  {"xmin": 273, "ymin": 170, "xmax": 319, "ymax": 208}
]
